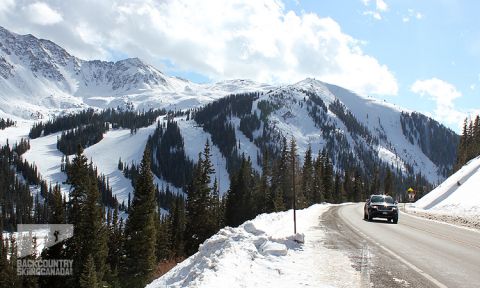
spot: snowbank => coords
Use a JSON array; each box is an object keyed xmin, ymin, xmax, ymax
[
  {"xmin": 414, "ymin": 156, "xmax": 480, "ymax": 215},
  {"xmin": 147, "ymin": 204, "xmax": 361, "ymax": 288}
]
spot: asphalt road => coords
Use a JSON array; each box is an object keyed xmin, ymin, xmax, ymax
[{"xmin": 321, "ymin": 203, "xmax": 480, "ymax": 288}]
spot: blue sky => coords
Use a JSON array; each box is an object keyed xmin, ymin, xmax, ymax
[
  {"xmin": 0, "ymin": 0, "xmax": 478, "ymax": 132},
  {"xmin": 283, "ymin": 0, "xmax": 480, "ymax": 131}
]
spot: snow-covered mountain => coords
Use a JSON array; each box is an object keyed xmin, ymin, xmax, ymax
[
  {"xmin": 0, "ymin": 26, "xmax": 271, "ymax": 118},
  {"xmin": 191, "ymin": 78, "xmax": 458, "ymax": 185},
  {"xmin": 0, "ymin": 26, "xmax": 459, "ymax": 205}
]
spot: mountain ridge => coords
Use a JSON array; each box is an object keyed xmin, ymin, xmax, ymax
[{"xmin": 0, "ymin": 26, "xmax": 458, "ymax": 192}]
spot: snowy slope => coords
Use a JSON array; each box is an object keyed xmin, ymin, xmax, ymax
[
  {"xmin": 414, "ymin": 156, "xmax": 480, "ymax": 215},
  {"xmin": 83, "ymin": 124, "xmax": 160, "ymax": 202},
  {"xmin": 231, "ymin": 79, "xmax": 449, "ymax": 183},
  {"xmin": 22, "ymin": 132, "xmax": 68, "ymax": 194},
  {"xmin": 22, "ymin": 120, "xmax": 187, "ymax": 204},
  {"xmin": 177, "ymin": 118, "xmax": 230, "ymax": 194},
  {"xmin": 21, "ymin": 115, "xmax": 230, "ymax": 204},
  {"xmin": 0, "ymin": 118, "xmax": 31, "ymax": 146},
  {"xmin": 147, "ymin": 204, "xmax": 361, "ymax": 288}
]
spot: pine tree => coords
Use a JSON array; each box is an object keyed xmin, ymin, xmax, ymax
[
  {"xmin": 40, "ymin": 185, "xmax": 66, "ymax": 288},
  {"xmin": 272, "ymin": 186, "xmax": 286, "ymax": 212},
  {"xmin": 384, "ymin": 167, "xmax": 393, "ymax": 195},
  {"xmin": 255, "ymin": 150, "xmax": 272, "ymax": 213},
  {"xmin": 185, "ymin": 141, "xmax": 217, "ymax": 256},
  {"xmin": 184, "ymin": 154, "xmax": 203, "ymax": 255},
  {"xmin": 467, "ymin": 120, "xmax": 474, "ymax": 160},
  {"xmin": 333, "ymin": 174, "xmax": 343, "ymax": 203},
  {"xmin": 369, "ymin": 166, "xmax": 380, "ymax": 196},
  {"xmin": 271, "ymin": 138, "xmax": 289, "ymax": 211},
  {"xmin": 67, "ymin": 145, "xmax": 89, "ymax": 227},
  {"xmin": 169, "ymin": 196, "xmax": 186, "ymax": 258},
  {"xmin": 118, "ymin": 157, "xmax": 123, "ymax": 171},
  {"xmin": 322, "ymin": 153, "xmax": 334, "ymax": 203},
  {"xmin": 123, "ymin": 147, "xmax": 157, "ymax": 288},
  {"xmin": 79, "ymin": 255, "xmax": 99, "ymax": 288},
  {"xmin": 0, "ymin": 217, "xmax": 15, "ymax": 288},
  {"xmin": 65, "ymin": 145, "xmax": 106, "ymax": 286},
  {"xmin": 225, "ymin": 155, "xmax": 255, "ymax": 227},
  {"xmin": 474, "ymin": 115, "xmax": 480, "ymax": 156},
  {"xmin": 281, "ymin": 138, "xmax": 293, "ymax": 207},
  {"xmin": 289, "ymin": 138, "xmax": 306, "ymax": 209},
  {"xmin": 455, "ymin": 119, "xmax": 469, "ymax": 171},
  {"xmin": 20, "ymin": 234, "xmax": 38, "ymax": 288},
  {"xmin": 105, "ymin": 203, "xmax": 122, "ymax": 288},
  {"xmin": 76, "ymin": 169, "xmax": 108, "ymax": 287},
  {"xmin": 155, "ymin": 213, "xmax": 171, "ymax": 262},
  {"xmin": 353, "ymin": 170, "xmax": 363, "ymax": 202},
  {"xmin": 211, "ymin": 177, "xmax": 223, "ymax": 230},
  {"xmin": 312, "ymin": 153, "xmax": 324, "ymax": 204},
  {"xmin": 343, "ymin": 169, "xmax": 353, "ymax": 202},
  {"xmin": 301, "ymin": 145, "xmax": 314, "ymax": 206},
  {"xmin": 50, "ymin": 184, "xmax": 65, "ymax": 223},
  {"xmin": 0, "ymin": 234, "xmax": 18, "ymax": 287}
]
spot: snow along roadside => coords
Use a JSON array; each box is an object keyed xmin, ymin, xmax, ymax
[
  {"xmin": 147, "ymin": 204, "xmax": 361, "ymax": 288},
  {"xmin": 403, "ymin": 206, "xmax": 480, "ymax": 232}
]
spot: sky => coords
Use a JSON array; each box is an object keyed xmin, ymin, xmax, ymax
[{"xmin": 0, "ymin": 0, "xmax": 479, "ymax": 132}]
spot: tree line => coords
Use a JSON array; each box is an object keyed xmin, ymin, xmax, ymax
[
  {"xmin": 147, "ymin": 120, "xmax": 194, "ymax": 189},
  {"xmin": 0, "ymin": 118, "xmax": 15, "ymax": 130},
  {"xmin": 29, "ymin": 108, "xmax": 166, "ymax": 139},
  {"xmin": 400, "ymin": 111, "xmax": 459, "ymax": 177},
  {"xmin": 455, "ymin": 115, "xmax": 480, "ymax": 171}
]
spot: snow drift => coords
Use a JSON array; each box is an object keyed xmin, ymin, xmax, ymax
[
  {"xmin": 414, "ymin": 156, "xmax": 480, "ymax": 215},
  {"xmin": 147, "ymin": 204, "xmax": 361, "ymax": 288}
]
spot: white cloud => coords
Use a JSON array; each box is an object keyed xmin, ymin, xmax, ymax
[
  {"xmin": 363, "ymin": 10, "xmax": 382, "ymax": 20},
  {"xmin": 470, "ymin": 84, "xmax": 476, "ymax": 90},
  {"xmin": 411, "ymin": 78, "xmax": 465, "ymax": 128},
  {"xmin": 23, "ymin": 2, "xmax": 63, "ymax": 25},
  {"xmin": 1, "ymin": 0, "xmax": 398, "ymax": 96},
  {"xmin": 0, "ymin": 0, "xmax": 15, "ymax": 15},
  {"xmin": 362, "ymin": 0, "xmax": 388, "ymax": 20},
  {"xmin": 375, "ymin": 0, "xmax": 388, "ymax": 12},
  {"xmin": 403, "ymin": 8, "xmax": 423, "ymax": 23}
]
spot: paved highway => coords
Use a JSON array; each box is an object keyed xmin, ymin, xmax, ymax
[{"xmin": 321, "ymin": 203, "xmax": 480, "ymax": 288}]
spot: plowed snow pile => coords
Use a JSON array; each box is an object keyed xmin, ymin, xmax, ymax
[
  {"xmin": 414, "ymin": 156, "xmax": 480, "ymax": 215},
  {"xmin": 407, "ymin": 156, "xmax": 480, "ymax": 229},
  {"xmin": 147, "ymin": 204, "xmax": 361, "ymax": 288}
]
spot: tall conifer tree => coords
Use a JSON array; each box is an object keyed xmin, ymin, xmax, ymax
[
  {"xmin": 185, "ymin": 141, "xmax": 216, "ymax": 256},
  {"xmin": 123, "ymin": 147, "xmax": 157, "ymax": 288}
]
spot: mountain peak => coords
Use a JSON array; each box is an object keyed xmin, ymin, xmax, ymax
[
  {"xmin": 0, "ymin": 26, "xmax": 178, "ymax": 116},
  {"xmin": 116, "ymin": 57, "xmax": 145, "ymax": 66},
  {"xmin": 295, "ymin": 77, "xmax": 325, "ymax": 86},
  {"xmin": 292, "ymin": 78, "xmax": 329, "ymax": 92}
]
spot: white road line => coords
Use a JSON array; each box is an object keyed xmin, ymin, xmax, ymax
[{"xmin": 360, "ymin": 241, "xmax": 371, "ymax": 288}]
